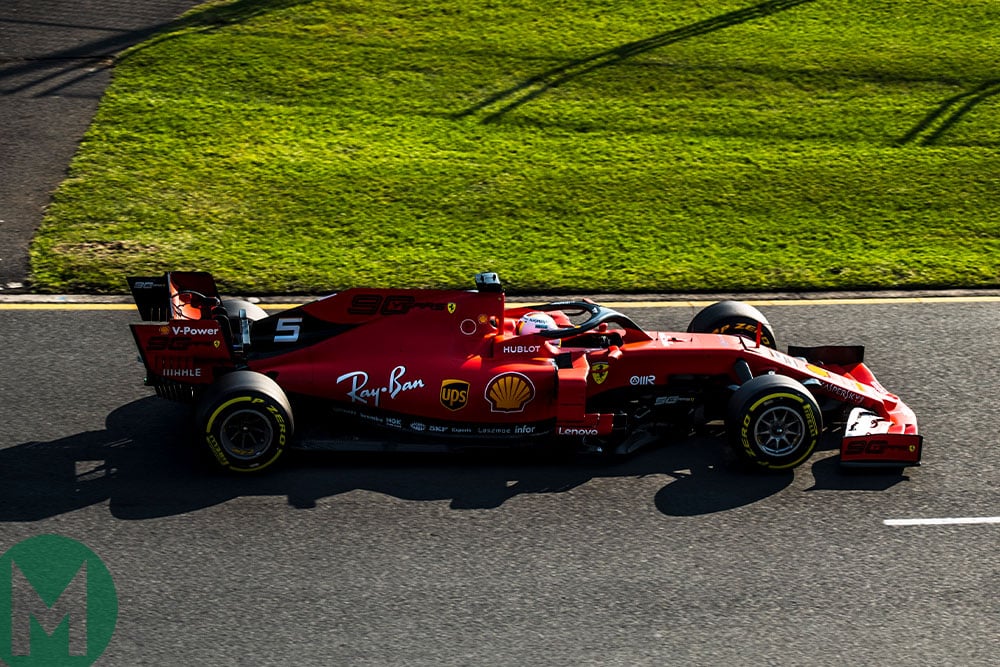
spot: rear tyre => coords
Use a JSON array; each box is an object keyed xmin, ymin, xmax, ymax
[
  {"xmin": 727, "ymin": 375, "xmax": 821, "ymax": 471},
  {"xmin": 197, "ymin": 371, "xmax": 293, "ymax": 472},
  {"xmin": 688, "ymin": 301, "xmax": 777, "ymax": 349}
]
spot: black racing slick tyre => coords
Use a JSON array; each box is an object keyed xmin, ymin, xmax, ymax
[
  {"xmin": 726, "ymin": 375, "xmax": 822, "ymax": 471},
  {"xmin": 197, "ymin": 371, "xmax": 294, "ymax": 472},
  {"xmin": 221, "ymin": 299, "xmax": 268, "ymax": 322},
  {"xmin": 687, "ymin": 301, "xmax": 777, "ymax": 349}
]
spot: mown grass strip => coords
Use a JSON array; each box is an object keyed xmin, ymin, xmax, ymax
[{"xmin": 29, "ymin": 0, "xmax": 1000, "ymax": 294}]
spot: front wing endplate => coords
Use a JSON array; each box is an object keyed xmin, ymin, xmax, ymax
[{"xmin": 840, "ymin": 407, "xmax": 922, "ymax": 467}]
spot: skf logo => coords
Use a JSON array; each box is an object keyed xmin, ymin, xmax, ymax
[
  {"xmin": 485, "ymin": 373, "xmax": 535, "ymax": 413},
  {"xmin": 590, "ymin": 362, "xmax": 609, "ymax": 385},
  {"xmin": 440, "ymin": 379, "xmax": 470, "ymax": 411}
]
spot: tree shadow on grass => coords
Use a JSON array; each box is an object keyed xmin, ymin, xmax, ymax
[
  {"xmin": 0, "ymin": 396, "xmax": 910, "ymax": 521},
  {"xmin": 454, "ymin": 0, "xmax": 817, "ymax": 123},
  {"xmin": 896, "ymin": 78, "xmax": 1000, "ymax": 146},
  {"xmin": 0, "ymin": 0, "xmax": 307, "ymax": 98}
]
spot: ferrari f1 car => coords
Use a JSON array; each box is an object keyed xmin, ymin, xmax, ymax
[{"xmin": 128, "ymin": 271, "xmax": 922, "ymax": 473}]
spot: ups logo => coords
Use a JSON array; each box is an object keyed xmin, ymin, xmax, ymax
[{"xmin": 440, "ymin": 379, "xmax": 470, "ymax": 411}]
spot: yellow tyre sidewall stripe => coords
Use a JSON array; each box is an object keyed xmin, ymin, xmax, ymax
[
  {"xmin": 743, "ymin": 392, "xmax": 819, "ymax": 470},
  {"xmin": 205, "ymin": 395, "xmax": 285, "ymax": 472}
]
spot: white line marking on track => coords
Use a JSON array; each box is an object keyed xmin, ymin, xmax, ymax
[{"xmin": 884, "ymin": 516, "xmax": 1000, "ymax": 526}]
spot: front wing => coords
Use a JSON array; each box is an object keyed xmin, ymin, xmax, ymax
[{"xmin": 840, "ymin": 406, "xmax": 922, "ymax": 467}]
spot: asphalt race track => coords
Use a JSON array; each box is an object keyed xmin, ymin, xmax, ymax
[
  {"xmin": 0, "ymin": 300, "xmax": 997, "ymax": 666},
  {"xmin": 1, "ymin": 3, "xmax": 998, "ymax": 665}
]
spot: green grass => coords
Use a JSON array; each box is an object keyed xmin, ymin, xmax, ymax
[{"xmin": 29, "ymin": 0, "xmax": 1000, "ymax": 293}]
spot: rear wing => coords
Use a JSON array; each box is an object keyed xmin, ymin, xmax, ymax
[
  {"xmin": 128, "ymin": 272, "xmax": 236, "ymax": 393},
  {"xmin": 128, "ymin": 272, "xmax": 221, "ymax": 321}
]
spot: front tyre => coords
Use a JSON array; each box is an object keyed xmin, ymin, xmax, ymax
[
  {"xmin": 727, "ymin": 375, "xmax": 821, "ymax": 471},
  {"xmin": 197, "ymin": 371, "xmax": 294, "ymax": 472}
]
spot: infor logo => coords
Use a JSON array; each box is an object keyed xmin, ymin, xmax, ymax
[{"xmin": 0, "ymin": 535, "xmax": 118, "ymax": 666}]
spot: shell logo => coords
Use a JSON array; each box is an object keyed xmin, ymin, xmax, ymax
[{"xmin": 485, "ymin": 373, "xmax": 535, "ymax": 413}]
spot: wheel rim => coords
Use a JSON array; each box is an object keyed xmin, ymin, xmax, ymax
[
  {"xmin": 219, "ymin": 408, "xmax": 273, "ymax": 460},
  {"xmin": 753, "ymin": 405, "xmax": 806, "ymax": 457}
]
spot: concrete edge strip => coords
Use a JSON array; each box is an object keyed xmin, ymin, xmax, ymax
[{"xmin": 2, "ymin": 294, "xmax": 1000, "ymax": 310}]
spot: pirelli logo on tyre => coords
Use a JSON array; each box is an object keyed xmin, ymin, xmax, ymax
[
  {"xmin": 440, "ymin": 379, "xmax": 470, "ymax": 411},
  {"xmin": 739, "ymin": 392, "xmax": 820, "ymax": 469}
]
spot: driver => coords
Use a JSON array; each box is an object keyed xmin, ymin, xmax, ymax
[{"xmin": 516, "ymin": 311, "xmax": 558, "ymax": 336}]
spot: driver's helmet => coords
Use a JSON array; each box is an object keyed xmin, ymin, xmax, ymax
[{"xmin": 516, "ymin": 311, "xmax": 557, "ymax": 336}]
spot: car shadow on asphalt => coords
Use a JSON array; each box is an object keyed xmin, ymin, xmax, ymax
[{"xmin": 0, "ymin": 397, "xmax": 907, "ymax": 521}]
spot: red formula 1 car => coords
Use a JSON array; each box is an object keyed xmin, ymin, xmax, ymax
[{"xmin": 128, "ymin": 271, "xmax": 922, "ymax": 473}]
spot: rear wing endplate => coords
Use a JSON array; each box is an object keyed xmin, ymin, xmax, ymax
[{"xmin": 128, "ymin": 272, "xmax": 221, "ymax": 321}]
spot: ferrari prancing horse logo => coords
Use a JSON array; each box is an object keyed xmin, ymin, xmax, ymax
[
  {"xmin": 590, "ymin": 361, "xmax": 609, "ymax": 385},
  {"xmin": 447, "ymin": 302, "xmax": 457, "ymax": 314}
]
